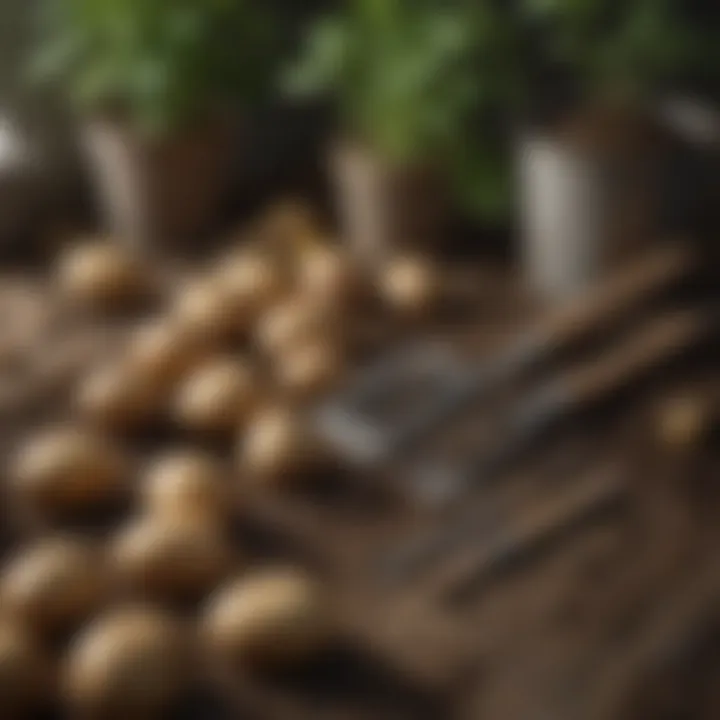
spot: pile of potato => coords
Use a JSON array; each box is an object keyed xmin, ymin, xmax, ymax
[
  {"xmin": 60, "ymin": 201, "xmax": 443, "ymax": 483},
  {"xmin": 1, "ymin": 201, "xmax": 443, "ymax": 717},
  {"xmin": 5, "ymin": 434, "xmax": 333, "ymax": 717}
]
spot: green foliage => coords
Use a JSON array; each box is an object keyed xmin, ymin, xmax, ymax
[
  {"xmin": 285, "ymin": 0, "xmax": 485, "ymax": 165},
  {"xmin": 285, "ymin": 0, "xmax": 522, "ymax": 222},
  {"xmin": 30, "ymin": 0, "xmax": 276, "ymax": 136},
  {"xmin": 518, "ymin": 0, "xmax": 696, "ymax": 99}
]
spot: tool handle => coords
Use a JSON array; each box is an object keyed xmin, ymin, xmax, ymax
[
  {"xmin": 534, "ymin": 244, "xmax": 694, "ymax": 353},
  {"xmin": 396, "ymin": 244, "xmax": 695, "ymax": 458},
  {"xmin": 563, "ymin": 309, "xmax": 710, "ymax": 410},
  {"xmin": 446, "ymin": 467, "xmax": 625, "ymax": 601}
]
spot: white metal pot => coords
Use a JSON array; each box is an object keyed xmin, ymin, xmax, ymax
[
  {"xmin": 517, "ymin": 110, "xmax": 664, "ymax": 302},
  {"xmin": 329, "ymin": 141, "xmax": 446, "ymax": 267}
]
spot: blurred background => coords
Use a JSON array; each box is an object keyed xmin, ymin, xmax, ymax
[{"xmin": 0, "ymin": 0, "xmax": 719, "ymax": 259}]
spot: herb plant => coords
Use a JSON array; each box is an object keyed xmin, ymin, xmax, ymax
[
  {"xmin": 30, "ymin": 0, "xmax": 276, "ymax": 136},
  {"xmin": 286, "ymin": 0, "xmax": 525, "ymax": 223},
  {"xmin": 518, "ymin": 0, "xmax": 695, "ymax": 101},
  {"xmin": 285, "ymin": 0, "xmax": 483, "ymax": 165}
]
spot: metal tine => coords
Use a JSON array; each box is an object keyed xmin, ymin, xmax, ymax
[
  {"xmin": 378, "ymin": 334, "xmax": 546, "ymax": 466},
  {"xmin": 347, "ymin": 339, "xmax": 459, "ymax": 410},
  {"xmin": 406, "ymin": 381, "xmax": 570, "ymax": 509},
  {"xmin": 315, "ymin": 339, "xmax": 465, "ymax": 463},
  {"xmin": 317, "ymin": 335, "xmax": 539, "ymax": 467}
]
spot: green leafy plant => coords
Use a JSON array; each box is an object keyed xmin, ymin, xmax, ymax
[
  {"xmin": 285, "ymin": 0, "xmax": 485, "ymax": 165},
  {"xmin": 285, "ymin": 0, "xmax": 524, "ymax": 223},
  {"xmin": 519, "ymin": 0, "xmax": 696, "ymax": 101},
  {"xmin": 30, "ymin": 0, "xmax": 276, "ymax": 136}
]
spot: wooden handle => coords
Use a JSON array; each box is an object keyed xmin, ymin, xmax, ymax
[
  {"xmin": 538, "ymin": 244, "xmax": 694, "ymax": 349},
  {"xmin": 565, "ymin": 310, "xmax": 711, "ymax": 408},
  {"xmin": 445, "ymin": 465, "xmax": 625, "ymax": 602}
]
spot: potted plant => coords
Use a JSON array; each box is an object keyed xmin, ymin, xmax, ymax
[
  {"xmin": 30, "ymin": 0, "xmax": 275, "ymax": 250},
  {"xmin": 513, "ymin": 0, "xmax": 695, "ymax": 299},
  {"xmin": 283, "ymin": 0, "xmax": 482, "ymax": 264}
]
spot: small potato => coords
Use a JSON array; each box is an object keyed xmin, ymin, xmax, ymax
[
  {"xmin": 255, "ymin": 296, "xmax": 341, "ymax": 358},
  {"xmin": 56, "ymin": 241, "xmax": 150, "ymax": 310},
  {"xmin": 275, "ymin": 338, "xmax": 344, "ymax": 400},
  {"xmin": 378, "ymin": 255, "xmax": 439, "ymax": 315},
  {"xmin": 0, "ymin": 623, "xmax": 54, "ymax": 717},
  {"xmin": 173, "ymin": 357, "xmax": 257, "ymax": 434},
  {"xmin": 213, "ymin": 251, "xmax": 287, "ymax": 320},
  {"xmin": 63, "ymin": 606, "xmax": 194, "ymax": 720},
  {"xmin": 657, "ymin": 394, "xmax": 713, "ymax": 451},
  {"xmin": 111, "ymin": 515, "xmax": 234, "ymax": 603},
  {"xmin": 11, "ymin": 427, "xmax": 127, "ymax": 515},
  {"xmin": 298, "ymin": 246, "xmax": 362, "ymax": 307},
  {"xmin": 1, "ymin": 536, "xmax": 108, "ymax": 638},
  {"xmin": 202, "ymin": 567, "xmax": 330, "ymax": 669},
  {"xmin": 171, "ymin": 279, "xmax": 240, "ymax": 342},
  {"xmin": 238, "ymin": 405, "xmax": 321, "ymax": 485},
  {"xmin": 125, "ymin": 318, "xmax": 212, "ymax": 386},
  {"xmin": 256, "ymin": 200, "xmax": 319, "ymax": 249},
  {"xmin": 74, "ymin": 361, "xmax": 168, "ymax": 432},
  {"xmin": 141, "ymin": 451, "xmax": 230, "ymax": 521}
]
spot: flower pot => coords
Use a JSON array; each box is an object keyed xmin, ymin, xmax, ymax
[
  {"xmin": 517, "ymin": 104, "xmax": 667, "ymax": 302},
  {"xmin": 329, "ymin": 141, "xmax": 447, "ymax": 266},
  {"xmin": 80, "ymin": 116, "xmax": 239, "ymax": 252}
]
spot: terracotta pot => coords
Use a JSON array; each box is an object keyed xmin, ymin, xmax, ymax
[
  {"xmin": 329, "ymin": 141, "xmax": 447, "ymax": 266},
  {"xmin": 518, "ymin": 104, "xmax": 669, "ymax": 302},
  {"xmin": 81, "ymin": 116, "xmax": 239, "ymax": 251}
]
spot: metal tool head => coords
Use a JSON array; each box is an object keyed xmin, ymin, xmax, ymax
[
  {"xmin": 314, "ymin": 339, "xmax": 468, "ymax": 466},
  {"xmin": 398, "ymin": 384, "xmax": 563, "ymax": 509}
]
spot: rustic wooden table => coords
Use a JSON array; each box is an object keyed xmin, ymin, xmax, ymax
[{"xmin": 0, "ymin": 263, "xmax": 717, "ymax": 720}]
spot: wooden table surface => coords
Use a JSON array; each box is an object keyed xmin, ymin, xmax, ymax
[{"xmin": 0, "ymin": 263, "xmax": 717, "ymax": 720}]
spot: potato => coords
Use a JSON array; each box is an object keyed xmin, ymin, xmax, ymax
[
  {"xmin": 74, "ymin": 361, "xmax": 167, "ymax": 432},
  {"xmin": 56, "ymin": 241, "xmax": 150, "ymax": 310},
  {"xmin": 110, "ymin": 515, "xmax": 234, "ymax": 603},
  {"xmin": 275, "ymin": 338, "xmax": 344, "ymax": 400},
  {"xmin": 256, "ymin": 200, "xmax": 319, "ymax": 249},
  {"xmin": 1, "ymin": 536, "xmax": 108, "ymax": 638},
  {"xmin": 238, "ymin": 405, "xmax": 321, "ymax": 485},
  {"xmin": 11, "ymin": 427, "xmax": 127, "ymax": 515},
  {"xmin": 255, "ymin": 296, "xmax": 341, "ymax": 359},
  {"xmin": 202, "ymin": 567, "xmax": 330, "ymax": 668},
  {"xmin": 171, "ymin": 279, "xmax": 239, "ymax": 342},
  {"xmin": 298, "ymin": 246, "xmax": 362, "ymax": 307},
  {"xmin": 213, "ymin": 251, "xmax": 287, "ymax": 320},
  {"xmin": 141, "ymin": 451, "xmax": 230, "ymax": 521},
  {"xmin": 173, "ymin": 357, "xmax": 257, "ymax": 434},
  {"xmin": 0, "ymin": 623, "xmax": 54, "ymax": 717},
  {"xmin": 63, "ymin": 606, "xmax": 194, "ymax": 720},
  {"xmin": 378, "ymin": 255, "xmax": 439, "ymax": 315},
  {"xmin": 657, "ymin": 394, "xmax": 713, "ymax": 451},
  {"xmin": 125, "ymin": 318, "xmax": 211, "ymax": 386}
]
